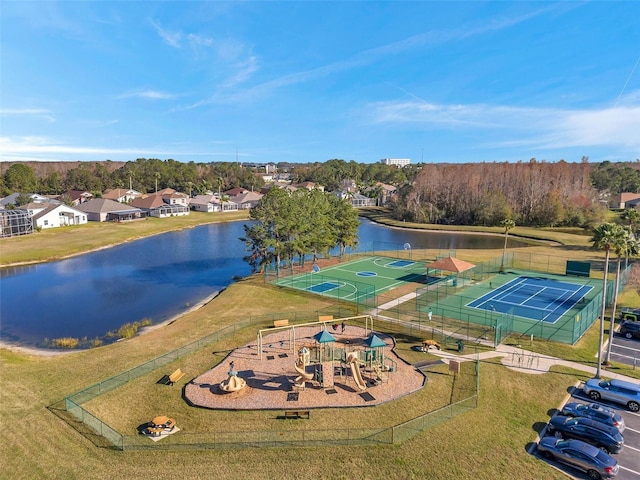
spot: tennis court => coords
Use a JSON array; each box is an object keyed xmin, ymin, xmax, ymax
[
  {"xmin": 274, "ymin": 256, "xmax": 443, "ymax": 302},
  {"xmin": 467, "ymin": 276, "xmax": 593, "ymax": 324}
]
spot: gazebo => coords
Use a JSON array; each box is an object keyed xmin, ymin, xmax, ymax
[
  {"xmin": 425, "ymin": 256, "xmax": 475, "ymax": 286},
  {"xmin": 425, "ymin": 256, "xmax": 476, "ymax": 274}
]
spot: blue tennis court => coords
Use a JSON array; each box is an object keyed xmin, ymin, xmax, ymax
[{"xmin": 467, "ymin": 276, "xmax": 593, "ymax": 324}]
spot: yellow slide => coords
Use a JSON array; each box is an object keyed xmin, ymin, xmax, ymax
[{"xmin": 346, "ymin": 352, "xmax": 367, "ymax": 391}]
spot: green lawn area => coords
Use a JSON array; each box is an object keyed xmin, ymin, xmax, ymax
[{"xmin": 1, "ymin": 215, "xmax": 638, "ymax": 479}]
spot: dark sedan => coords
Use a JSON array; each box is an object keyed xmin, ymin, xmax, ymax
[
  {"xmin": 619, "ymin": 320, "xmax": 640, "ymax": 340},
  {"xmin": 537, "ymin": 437, "xmax": 619, "ymax": 479},
  {"xmin": 561, "ymin": 402, "xmax": 625, "ymax": 432},
  {"xmin": 547, "ymin": 415, "xmax": 624, "ymax": 454}
]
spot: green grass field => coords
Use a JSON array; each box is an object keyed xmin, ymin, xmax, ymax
[{"xmin": 2, "ymin": 216, "xmax": 639, "ymax": 480}]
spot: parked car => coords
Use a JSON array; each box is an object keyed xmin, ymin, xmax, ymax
[
  {"xmin": 619, "ymin": 320, "xmax": 640, "ymax": 340},
  {"xmin": 561, "ymin": 402, "xmax": 625, "ymax": 432},
  {"xmin": 619, "ymin": 307, "xmax": 640, "ymax": 322},
  {"xmin": 584, "ymin": 378, "xmax": 640, "ymax": 412},
  {"xmin": 546, "ymin": 415, "xmax": 624, "ymax": 454},
  {"xmin": 537, "ymin": 437, "xmax": 619, "ymax": 480}
]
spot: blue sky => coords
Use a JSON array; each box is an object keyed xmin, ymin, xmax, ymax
[{"xmin": 1, "ymin": 1, "xmax": 639, "ymax": 165}]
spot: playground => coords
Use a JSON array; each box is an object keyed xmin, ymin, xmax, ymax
[{"xmin": 185, "ymin": 317, "xmax": 426, "ymax": 411}]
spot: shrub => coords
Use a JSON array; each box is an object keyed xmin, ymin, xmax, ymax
[{"xmin": 51, "ymin": 337, "xmax": 79, "ymax": 349}]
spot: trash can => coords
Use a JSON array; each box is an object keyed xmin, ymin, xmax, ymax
[{"xmin": 456, "ymin": 340, "xmax": 464, "ymax": 353}]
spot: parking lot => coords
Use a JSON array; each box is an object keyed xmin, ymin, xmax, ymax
[
  {"xmin": 537, "ymin": 383, "xmax": 640, "ymax": 479},
  {"xmin": 608, "ymin": 333, "xmax": 640, "ymax": 369}
]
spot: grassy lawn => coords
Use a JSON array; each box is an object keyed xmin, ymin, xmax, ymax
[
  {"xmin": 1, "ymin": 215, "xmax": 638, "ymax": 479},
  {"xmin": 2, "ymin": 279, "xmax": 574, "ymax": 480}
]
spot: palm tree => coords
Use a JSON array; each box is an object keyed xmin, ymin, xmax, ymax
[
  {"xmin": 603, "ymin": 226, "xmax": 633, "ymax": 365},
  {"xmin": 621, "ymin": 208, "xmax": 640, "ymax": 235},
  {"xmin": 591, "ymin": 222, "xmax": 619, "ymax": 378},
  {"xmin": 500, "ymin": 218, "xmax": 515, "ymax": 271}
]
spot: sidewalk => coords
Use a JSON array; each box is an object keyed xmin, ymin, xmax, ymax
[{"xmin": 426, "ymin": 344, "xmax": 640, "ymax": 384}]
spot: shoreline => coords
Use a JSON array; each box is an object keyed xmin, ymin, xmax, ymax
[
  {"xmin": 360, "ymin": 215, "xmax": 560, "ymax": 246},
  {"xmin": 0, "ymin": 217, "xmax": 249, "ymax": 270},
  {"xmin": 0, "ymin": 289, "xmax": 223, "ymax": 357}
]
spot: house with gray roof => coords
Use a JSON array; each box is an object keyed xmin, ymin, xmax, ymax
[
  {"xmin": 76, "ymin": 198, "xmax": 143, "ymax": 222},
  {"xmin": 130, "ymin": 194, "xmax": 189, "ymax": 217}
]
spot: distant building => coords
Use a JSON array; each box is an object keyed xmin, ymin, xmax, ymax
[{"xmin": 380, "ymin": 158, "xmax": 411, "ymax": 167}]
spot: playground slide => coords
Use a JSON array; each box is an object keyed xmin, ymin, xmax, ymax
[
  {"xmin": 346, "ymin": 353, "xmax": 367, "ymax": 391},
  {"xmin": 294, "ymin": 360, "xmax": 314, "ymax": 381}
]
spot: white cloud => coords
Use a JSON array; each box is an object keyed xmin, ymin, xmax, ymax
[
  {"xmin": 116, "ymin": 89, "xmax": 178, "ymax": 100},
  {"xmin": 150, "ymin": 19, "xmax": 181, "ymax": 48},
  {"xmin": 0, "ymin": 108, "xmax": 55, "ymax": 122},
  {"xmin": 0, "ymin": 136, "xmax": 229, "ymax": 162},
  {"xmin": 369, "ymin": 98, "xmax": 640, "ymax": 152}
]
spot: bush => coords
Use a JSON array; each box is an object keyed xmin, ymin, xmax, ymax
[{"xmin": 51, "ymin": 337, "xmax": 79, "ymax": 349}]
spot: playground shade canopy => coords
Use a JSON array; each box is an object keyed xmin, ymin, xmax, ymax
[
  {"xmin": 314, "ymin": 330, "xmax": 337, "ymax": 343},
  {"xmin": 365, "ymin": 334, "xmax": 387, "ymax": 348},
  {"xmin": 425, "ymin": 256, "xmax": 475, "ymax": 273}
]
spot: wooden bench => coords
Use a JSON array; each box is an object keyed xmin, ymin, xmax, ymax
[
  {"xmin": 273, "ymin": 319, "xmax": 289, "ymax": 328},
  {"xmin": 284, "ymin": 410, "xmax": 310, "ymax": 420},
  {"xmin": 168, "ymin": 368, "xmax": 185, "ymax": 385},
  {"xmin": 318, "ymin": 315, "xmax": 334, "ymax": 322}
]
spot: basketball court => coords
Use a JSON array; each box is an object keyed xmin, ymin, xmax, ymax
[{"xmin": 274, "ymin": 256, "xmax": 443, "ymax": 302}]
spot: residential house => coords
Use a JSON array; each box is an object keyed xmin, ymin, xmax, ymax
[
  {"xmin": 225, "ymin": 187, "xmax": 251, "ymax": 197},
  {"xmin": 160, "ymin": 191, "xmax": 190, "ymax": 207},
  {"xmin": 364, "ymin": 182, "xmax": 397, "ymax": 206},
  {"xmin": 76, "ymin": 198, "xmax": 143, "ymax": 222},
  {"xmin": 294, "ymin": 181, "xmax": 324, "ymax": 192},
  {"xmin": 102, "ymin": 188, "xmax": 143, "ymax": 204},
  {"xmin": 64, "ymin": 190, "xmax": 94, "ymax": 206},
  {"xmin": 130, "ymin": 194, "xmax": 189, "ymax": 218},
  {"xmin": 335, "ymin": 190, "xmax": 376, "ymax": 208},
  {"xmin": 230, "ymin": 191, "xmax": 263, "ymax": 209},
  {"xmin": 614, "ymin": 192, "xmax": 640, "ymax": 209},
  {"xmin": 189, "ymin": 195, "xmax": 238, "ymax": 212},
  {"xmin": 21, "ymin": 201, "xmax": 60, "ymax": 218},
  {"xmin": 626, "ymin": 197, "xmax": 640, "ymax": 210},
  {"xmin": 0, "ymin": 192, "xmax": 51, "ymax": 208},
  {"xmin": 32, "ymin": 204, "xmax": 88, "ymax": 229}
]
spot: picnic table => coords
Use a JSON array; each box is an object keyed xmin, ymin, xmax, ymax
[{"xmin": 151, "ymin": 415, "xmax": 176, "ymax": 431}]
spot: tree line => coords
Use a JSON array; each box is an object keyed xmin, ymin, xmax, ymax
[
  {"xmin": 3, "ymin": 158, "xmax": 640, "ymax": 230},
  {"xmin": 0, "ymin": 158, "xmax": 420, "ymax": 199},
  {"xmin": 240, "ymin": 187, "xmax": 359, "ymax": 273},
  {"xmin": 391, "ymin": 159, "xmax": 640, "ymax": 228}
]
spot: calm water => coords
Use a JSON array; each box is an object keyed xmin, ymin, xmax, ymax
[{"xmin": 0, "ymin": 218, "xmax": 527, "ymax": 347}]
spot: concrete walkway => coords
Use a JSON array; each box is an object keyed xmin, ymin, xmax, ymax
[
  {"xmin": 426, "ymin": 344, "xmax": 640, "ymax": 383},
  {"xmin": 370, "ymin": 291, "xmax": 639, "ymax": 383}
]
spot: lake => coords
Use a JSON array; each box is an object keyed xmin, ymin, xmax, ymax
[{"xmin": 0, "ymin": 218, "xmax": 528, "ymax": 347}]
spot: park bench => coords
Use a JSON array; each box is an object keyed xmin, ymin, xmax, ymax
[
  {"xmin": 283, "ymin": 410, "xmax": 310, "ymax": 420},
  {"xmin": 168, "ymin": 368, "xmax": 185, "ymax": 385},
  {"xmin": 273, "ymin": 319, "xmax": 289, "ymax": 328},
  {"xmin": 318, "ymin": 315, "xmax": 334, "ymax": 322}
]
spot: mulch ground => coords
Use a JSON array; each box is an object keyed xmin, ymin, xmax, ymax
[{"xmin": 184, "ymin": 325, "xmax": 426, "ymax": 411}]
